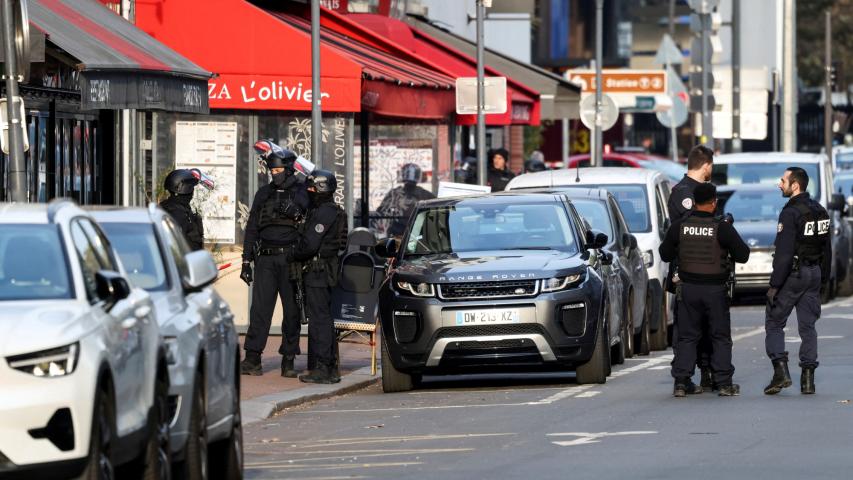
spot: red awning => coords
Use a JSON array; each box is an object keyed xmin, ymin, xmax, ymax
[
  {"xmin": 347, "ymin": 14, "xmax": 541, "ymax": 126},
  {"xmin": 135, "ymin": 0, "xmax": 456, "ymax": 119}
]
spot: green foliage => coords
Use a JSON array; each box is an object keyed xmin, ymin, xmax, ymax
[{"xmin": 798, "ymin": 0, "xmax": 853, "ymax": 87}]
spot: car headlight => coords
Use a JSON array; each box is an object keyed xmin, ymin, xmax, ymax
[
  {"xmin": 541, "ymin": 273, "xmax": 584, "ymax": 292},
  {"xmin": 395, "ymin": 280, "xmax": 435, "ymax": 297},
  {"xmin": 164, "ymin": 336, "xmax": 179, "ymax": 366},
  {"xmin": 642, "ymin": 250, "xmax": 654, "ymax": 268},
  {"xmin": 7, "ymin": 343, "xmax": 79, "ymax": 377}
]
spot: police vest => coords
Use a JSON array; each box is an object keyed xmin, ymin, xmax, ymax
[
  {"xmin": 678, "ymin": 215, "xmax": 728, "ymax": 276},
  {"xmin": 258, "ymin": 189, "xmax": 299, "ymax": 229},
  {"xmin": 792, "ymin": 201, "xmax": 830, "ymax": 263}
]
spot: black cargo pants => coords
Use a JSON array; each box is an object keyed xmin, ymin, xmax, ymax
[
  {"xmin": 304, "ymin": 270, "xmax": 336, "ymax": 369},
  {"xmin": 765, "ymin": 264, "xmax": 821, "ymax": 368},
  {"xmin": 245, "ymin": 252, "xmax": 302, "ymax": 358},
  {"xmin": 671, "ymin": 283, "xmax": 735, "ymax": 386}
]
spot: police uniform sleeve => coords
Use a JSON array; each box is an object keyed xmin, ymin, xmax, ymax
[
  {"xmin": 242, "ymin": 188, "xmax": 266, "ymax": 261},
  {"xmin": 658, "ymin": 217, "xmax": 681, "ymax": 262},
  {"xmin": 770, "ymin": 207, "xmax": 798, "ymax": 288},
  {"xmin": 294, "ymin": 206, "xmax": 338, "ymax": 261},
  {"xmin": 667, "ymin": 186, "xmax": 693, "ymax": 220},
  {"xmin": 718, "ymin": 221, "xmax": 750, "ymax": 264}
]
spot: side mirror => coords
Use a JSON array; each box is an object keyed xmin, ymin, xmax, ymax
[
  {"xmin": 375, "ymin": 238, "xmax": 398, "ymax": 258},
  {"xmin": 183, "ymin": 250, "xmax": 218, "ymax": 291},
  {"xmin": 623, "ymin": 233, "xmax": 638, "ymax": 250},
  {"xmin": 829, "ymin": 193, "xmax": 845, "ymax": 211},
  {"xmin": 592, "ymin": 231, "xmax": 608, "ymax": 249},
  {"xmin": 96, "ymin": 270, "xmax": 131, "ymax": 312},
  {"xmin": 601, "ymin": 251, "xmax": 614, "ymax": 265}
]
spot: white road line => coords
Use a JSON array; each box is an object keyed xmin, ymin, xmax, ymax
[
  {"xmin": 247, "ymin": 433, "xmax": 516, "ymax": 447},
  {"xmin": 731, "ymin": 326, "xmax": 765, "ymax": 342},
  {"xmin": 575, "ymin": 391, "xmax": 601, "ymax": 398},
  {"xmin": 245, "ymin": 448, "xmax": 475, "ymax": 466},
  {"xmin": 547, "ymin": 431, "xmax": 657, "ymax": 447}
]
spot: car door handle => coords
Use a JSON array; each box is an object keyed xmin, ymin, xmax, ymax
[
  {"xmin": 121, "ymin": 317, "xmax": 137, "ymax": 329},
  {"xmin": 134, "ymin": 306, "xmax": 151, "ymax": 319}
]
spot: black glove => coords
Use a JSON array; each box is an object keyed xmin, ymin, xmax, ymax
[
  {"xmin": 240, "ymin": 262, "xmax": 253, "ymax": 286},
  {"xmin": 766, "ymin": 287, "xmax": 778, "ymax": 304},
  {"xmin": 279, "ymin": 202, "xmax": 304, "ymax": 221},
  {"xmin": 723, "ymin": 213, "xmax": 734, "ymax": 224}
]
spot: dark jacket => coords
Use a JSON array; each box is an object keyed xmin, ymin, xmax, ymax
[
  {"xmin": 160, "ymin": 195, "xmax": 204, "ymax": 250},
  {"xmin": 242, "ymin": 182, "xmax": 309, "ymax": 261},
  {"xmin": 667, "ymin": 174, "xmax": 703, "ymax": 220},
  {"xmin": 770, "ymin": 193, "xmax": 832, "ymax": 288},
  {"xmin": 659, "ymin": 211, "xmax": 751, "ymax": 285},
  {"xmin": 487, "ymin": 168, "xmax": 515, "ymax": 192},
  {"xmin": 377, "ymin": 184, "xmax": 435, "ymax": 236}
]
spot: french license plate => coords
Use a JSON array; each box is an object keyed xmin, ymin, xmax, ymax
[
  {"xmin": 736, "ymin": 252, "xmax": 773, "ymax": 275},
  {"xmin": 455, "ymin": 309, "xmax": 520, "ymax": 326}
]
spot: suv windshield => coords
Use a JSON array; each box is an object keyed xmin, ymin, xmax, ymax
[
  {"xmin": 836, "ymin": 152, "xmax": 853, "ymax": 171},
  {"xmin": 571, "ymin": 199, "xmax": 613, "ymax": 239},
  {"xmin": 405, "ymin": 201, "xmax": 579, "ymax": 255},
  {"xmin": 99, "ymin": 223, "xmax": 169, "ymax": 291},
  {"xmin": 722, "ymin": 189, "xmax": 787, "ymax": 222},
  {"xmin": 0, "ymin": 225, "xmax": 73, "ymax": 301},
  {"xmin": 712, "ymin": 162, "xmax": 821, "ymax": 200}
]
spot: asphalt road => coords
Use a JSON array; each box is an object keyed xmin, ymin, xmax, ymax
[{"xmin": 244, "ymin": 297, "xmax": 853, "ymax": 480}]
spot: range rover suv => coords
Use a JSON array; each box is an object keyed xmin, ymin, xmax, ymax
[{"xmin": 376, "ymin": 193, "xmax": 618, "ymax": 392}]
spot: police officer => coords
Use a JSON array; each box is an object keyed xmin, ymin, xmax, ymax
[
  {"xmin": 487, "ymin": 148, "xmax": 515, "ymax": 191},
  {"xmin": 376, "ymin": 163, "xmax": 434, "ymax": 237},
  {"xmin": 160, "ymin": 169, "xmax": 205, "ymax": 250},
  {"xmin": 524, "ymin": 151, "xmax": 547, "ymax": 173},
  {"xmin": 293, "ymin": 170, "xmax": 348, "ymax": 384},
  {"xmin": 764, "ymin": 167, "xmax": 831, "ymax": 395},
  {"xmin": 239, "ymin": 140, "xmax": 311, "ymax": 377},
  {"xmin": 660, "ymin": 183, "xmax": 750, "ymax": 397},
  {"xmin": 666, "ymin": 145, "xmax": 716, "ymax": 389}
]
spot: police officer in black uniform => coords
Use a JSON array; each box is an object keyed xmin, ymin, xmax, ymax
[
  {"xmin": 240, "ymin": 140, "xmax": 311, "ymax": 377},
  {"xmin": 376, "ymin": 163, "xmax": 435, "ymax": 237},
  {"xmin": 293, "ymin": 170, "xmax": 348, "ymax": 384},
  {"xmin": 666, "ymin": 145, "xmax": 716, "ymax": 389},
  {"xmin": 764, "ymin": 167, "xmax": 831, "ymax": 395},
  {"xmin": 660, "ymin": 183, "xmax": 751, "ymax": 397},
  {"xmin": 160, "ymin": 169, "xmax": 205, "ymax": 250},
  {"xmin": 486, "ymin": 148, "xmax": 515, "ymax": 191}
]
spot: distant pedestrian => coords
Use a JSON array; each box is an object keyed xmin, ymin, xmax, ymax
[
  {"xmin": 524, "ymin": 150, "xmax": 547, "ymax": 173},
  {"xmin": 487, "ymin": 148, "xmax": 515, "ymax": 191}
]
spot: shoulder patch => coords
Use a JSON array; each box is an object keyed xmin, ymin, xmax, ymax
[
  {"xmin": 315, "ymin": 223, "xmax": 326, "ymax": 233},
  {"xmin": 777, "ymin": 222, "xmax": 784, "ymax": 233},
  {"xmin": 681, "ymin": 197, "xmax": 693, "ymax": 210}
]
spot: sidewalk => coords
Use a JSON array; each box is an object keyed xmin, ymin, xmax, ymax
[{"xmin": 238, "ymin": 333, "xmax": 381, "ymax": 425}]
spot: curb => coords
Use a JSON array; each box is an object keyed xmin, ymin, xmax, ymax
[{"xmin": 240, "ymin": 366, "xmax": 381, "ymax": 426}]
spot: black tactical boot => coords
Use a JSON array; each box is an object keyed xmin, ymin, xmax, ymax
[
  {"xmin": 673, "ymin": 377, "xmax": 703, "ymax": 397},
  {"xmin": 240, "ymin": 351, "xmax": 262, "ymax": 376},
  {"xmin": 281, "ymin": 356, "xmax": 298, "ymax": 378},
  {"xmin": 801, "ymin": 367, "xmax": 816, "ymax": 395},
  {"xmin": 717, "ymin": 384, "xmax": 741, "ymax": 396},
  {"xmin": 700, "ymin": 368, "xmax": 715, "ymax": 391},
  {"xmin": 763, "ymin": 359, "xmax": 792, "ymax": 395},
  {"xmin": 298, "ymin": 364, "xmax": 341, "ymax": 384}
]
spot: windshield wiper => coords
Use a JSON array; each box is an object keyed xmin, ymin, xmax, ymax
[{"xmin": 500, "ymin": 246, "xmax": 554, "ymax": 250}]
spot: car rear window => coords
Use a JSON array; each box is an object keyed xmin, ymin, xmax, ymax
[
  {"xmin": 712, "ymin": 162, "xmax": 820, "ymax": 200},
  {"xmin": 595, "ymin": 185, "xmax": 651, "ymax": 233},
  {"xmin": 0, "ymin": 224, "xmax": 74, "ymax": 301},
  {"xmin": 99, "ymin": 223, "xmax": 169, "ymax": 292}
]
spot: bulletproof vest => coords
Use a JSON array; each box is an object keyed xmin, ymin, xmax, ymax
[
  {"xmin": 317, "ymin": 203, "xmax": 348, "ymax": 258},
  {"xmin": 162, "ymin": 200, "xmax": 203, "ymax": 249},
  {"xmin": 677, "ymin": 215, "xmax": 728, "ymax": 276},
  {"xmin": 258, "ymin": 188, "xmax": 299, "ymax": 230},
  {"xmin": 792, "ymin": 201, "xmax": 830, "ymax": 263}
]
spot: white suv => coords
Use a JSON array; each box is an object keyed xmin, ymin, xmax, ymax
[
  {"xmin": 507, "ymin": 167, "xmax": 674, "ymax": 350},
  {"xmin": 0, "ymin": 200, "xmax": 171, "ymax": 479}
]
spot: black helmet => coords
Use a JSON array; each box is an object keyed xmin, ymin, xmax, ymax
[
  {"xmin": 524, "ymin": 158, "xmax": 547, "ymax": 173},
  {"xmin": 164, "ymin": 169, "xmax": 199, "ymax": 195},
  {"xmin": 254, "ymin": 139, "xmax": 297, "ymax": 170},
  {"xmin": 400, "ymin": 163, "xmax": 422, "ymax": 184},
  {"xmin": 308, "ymin": 170, "xmax": 337, "ymax": 194}
]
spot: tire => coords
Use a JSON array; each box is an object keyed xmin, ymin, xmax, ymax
[
  {"xmin": 381, "ymin": 333, "xmax": 414, "ymax": 393},
  {"xmin": 623, "ymin": 293, "xmax": 635, "ymax": 359},
  {"xmin": 81, "ymin": 387, "xmax": 115, "ymax": 480},
  {"xmin": 649, "ymin": 292, "xmax": 669, "ymax": 351},
  {"xmin": 635, "ymin": 296, "xmax": 652, "ymax": 356},
  {"xmin": 180, "ymin": 375, "xmax": 208, "ymax": 480},
  {"xmin": 209, "ymin": 367, "xmax": 243, "ymax": 480},
  {"xmin": 576, "ymin": 301, "xmax": 610, "ymax": 385},
  {"xmin": 142, "ymin": 374, "xmax": 172, "ymax": 480}
]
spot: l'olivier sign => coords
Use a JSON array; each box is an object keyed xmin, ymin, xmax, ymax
[{"xmin": 207, "ymin": 74, "xmax": 360, "ymax": 111}]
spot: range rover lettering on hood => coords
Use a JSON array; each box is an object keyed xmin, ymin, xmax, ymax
[{"xmin": 439, "ymin": 273, "xmax": 538, "ymax": 282}]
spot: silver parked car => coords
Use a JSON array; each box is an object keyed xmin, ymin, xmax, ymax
[{"xmin": 90, "ymin": 204, "xmax": 243, "ymax": 480}]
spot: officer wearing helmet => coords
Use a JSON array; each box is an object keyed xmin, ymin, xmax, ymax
[
  {"xmin": 240, "ymin": 139, "xmax": 312, "ymax": 377},
  {"xmin": 524, "ymin": 151, "xmax": 547, "ymax": 173},
  {"xmin": 160, "ymin": 169, "xmax": 205, "ymax": 250},
  {"xmin": 376, "ymin": 163, "xmax": 435, "ymax": 238},
  {"xmin": 293, "ymin": 170, "xmax": 348, "ymax": 384}
]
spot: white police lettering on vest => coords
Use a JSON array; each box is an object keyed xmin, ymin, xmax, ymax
[
  {"xmin": 803, "ymin": 220, "xmax": 830, "ymax": 236},
  {"xmin": 682, "ymin": 225, "xmax": 716, "ymax": 236}
]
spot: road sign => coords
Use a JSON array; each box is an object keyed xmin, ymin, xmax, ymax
[
  {"xmin": 657, "ymin": 96, "xmax": 688, "ymax": 128},
  {"xmin": 653, "ymin": 34, "xmax": 683, "ymax": 66},
  {"xmin": 688, "ymin": 0, "xmax": 719, "ymax": 14},
  {"xmin": 566, "ymin": 70, "xmax": 666, "ymax": 94},
  {"xmin": 580, "ymin": 94, "xmax": 619, "ymax": 131},
  {"xmin": 455, "ymin": 77, "xmax": 507, "ymax": 115},
  {"xmin": 0, "ymin": 97, "xmax": 30, "ymax": 154},
  {"xmin": 635, "ymin": 96, "xmax": 656, "ymax": 110}
]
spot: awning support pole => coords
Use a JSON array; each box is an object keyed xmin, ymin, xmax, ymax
[
  {"xmin": 2, "ymin": 0, "xmax": 27, "ymax": 202},
  {"xmin": 311, "ymin": 0, "xmax": 322, "ymax": 169}
]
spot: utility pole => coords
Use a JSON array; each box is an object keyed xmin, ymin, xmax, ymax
[
  {"xmin": 476, "ymin": 0, "xmax": 487, "ymax": 185},
  {"xmin": 593, "ymin": 0, "xmax": 603, "ymax": 167},
  {"xmin": 311, "ymin": 0, "xmax": 322, "ymax": 169},
  {"xmin": 669, "ymin": 0, "xmax": 676, "ymax": 38},
  {"xmin": 824, "ymin": 10, "xmax": 832, "ymax": 166},
  {"xmin": 2, "ymin": 0, "xmax": 27, "ymax": 202},
  {"xmin": 781, "ymin": 0, "xmax": 796, "ymax": 152},
  {"xmin": 732, "ymin": 0, "xmax": 741, "ymax": 152}
]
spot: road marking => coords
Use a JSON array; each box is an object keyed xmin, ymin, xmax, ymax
[
  {"xmin": 245, "ymin": 448, "xmax": 474, "ymax": 466},
  {"xmin": 732, "ymin": 327, "xmax": 765, "ymax": 342},
  {"xmin": 823, "ymin": 314, "xmax": 853, "ymax": 320},
  {"xmin": 247, "ymin": 433, "xmax": 516, "ymax": 447},
  {"xmin": 649, "ymin": 365, "xmax": 670, "ymax": 370},
  {"xmin": 575, "ymin": 391, "xmax": 601, "ymax": 398},
  {"xmin": 784, "ymin": 335, "xmax": 844, "ymax": 343},
  {"xmin": 823, "ymin": 297, "xmax": 853, "ymax": 309},
  {"xmin": 245, "ymin": 462, "xmax": 424, "ymax": 472},
  {"xmin": 547, "ymin": 431, "xmax": 658, "ymax": 447}
]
